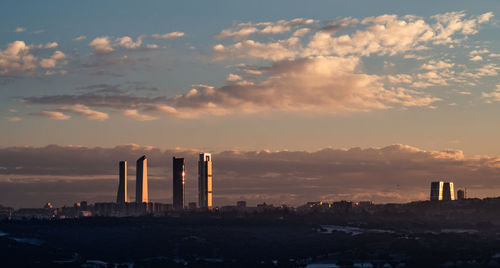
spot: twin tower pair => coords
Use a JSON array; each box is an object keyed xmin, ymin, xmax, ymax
[{"xmin": 116, "ymin": 153, "xmax": 213, "ymax": 210}]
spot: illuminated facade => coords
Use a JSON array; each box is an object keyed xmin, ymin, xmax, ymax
[
  {"xmin": 442, "ymin": 182, "xmax": 455, "ymax": 201},
  {"xmin": 116, "ymin": 161, "xmax": 127, "ymax": 203},
  {"xmin": 430, "ymin": 181, "xmax": 444, "ymax": 201},
  {"xmin": 430, "ymin": 181, "xmax": 455, "ymax": 201},
  {"xmin": 198, "ymin": 153, "xmax": 213, "ymax": 209},
  {"xmin": 172, "ymin": 157, "xmax": 185, "ymax": 210},
  {"xmin": 136, "ymin": 155, "xmax": 148, "ymax": 203}
]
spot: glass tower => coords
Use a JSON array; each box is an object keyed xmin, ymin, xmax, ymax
[
  {"xmin": 173, "ymin": 157, "xmax": 185, "ymax": 210},
  {"xmin": 198, "ymin": 153, "xmax": 213, "ymax": 209},
  {"xmin": 136, "ymin": 155, "xmax": 148, "ymax": 203}
]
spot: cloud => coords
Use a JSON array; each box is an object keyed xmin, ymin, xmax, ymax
[
  {"xmin": 293, "ymin": 28, "xmax": 310, "ymax": 37},
  {"xmin": 469, "ymin": 48, "xmax": 489, "ymax": 62},
  {"xmin": 32, "ymin": 111, "xmax": 71, "ymax": 120},
  {"xmin": 116, "ymin": 35, "xmax": 144, "ymax": 49},
  {"xmin": 481, "ymin": 85, "xmax": 500, "ymax": 103},
  {"xmin": 462, "ymin": 63, "xmax": 500, "ymax": 79},
  {"xmin": 470, "ymin": 55, "xmax": 483, "ymax": 61},
  {"xmin": 319, "ymin": 17, "xmax": 360, "ymax": 34},
  {"xmin": 15, "ymin": 12, "xmax": 496, "ymax": 116},
  {"xmin": 167, "ymin": 56, "xmax": 439, "ymax": 115},
  {"xmin": 27, "ymin": 42, "xmax": 59, "ymax": 49},
  {"xmin": 420, "ymin": 60, "xmax": 454, "ymax": 70},
  {"xmin": 151, "ymin": 32, "xmax": 185, "ymax": 40},
  {"xmin": 215, "ymin": 12, "xmax": 493, "ymax": 61},
  {"xmin": 89, "ymin": 35, "xmax": 159, "ymax": 54},
  {"xmin": 39, "ymin": 51, "xmax": 66, "ymax": 68},
  {"xmin": 214, "ymin": 18, "xmax": 315, "ymax": 40},
  {"xmin": 1, "ymin": 144, "xmax": 500, "ymax": 207},
  {"xmin": 83, "ymin": 55, "xmax": 138, "ymax": 70},
  {"xmin": 305, "ymin": 12, "xmax": 492, "ymax": 57},
  {"xmin": 416, "ymin": 71, "xmax": 449, "ymax": 86},
  {"xmin": 122, "ymin": 109, "xmax": 157, "ymax": 121},
  {"xmin": 73, "ymin": 35, "xmax": 87, "ymax": 41},
  {"xmin": 14, "ymin": 27, "xmax": 25, "ymax": 33},
  {"xmin": 22, "ymin": 88, "xmax": 168, "ymax": 108},
  {"xmin": 89, "ymin": 37, "xmax": 114, "ymax": 54},
  {"xmin": 403, "ymin": 54, "xmax": 428, "ymax": 60},
  {"xmin": 59, "ymin": 104, "xmax": 109, "ymax": 120},
  {"xmin": 226, "ymin": 73, "xmax": 243, "ymax": 82},
  {"xmin": 470, "ymin": 48, "xmax": 489, "ymax": 56},
  {"xmin": 431, "ymin": 11, "xmax": 493, "ymax": 44},
  {"xmin": 478, "ymin": 12, "xmax": 494, "ymax": 23},
  {"xmin": 6, "ymin": 117, "xmax": 21, "ymax": 122},
  {"xmin": 0, "ymin": 41, "xmax": 37, "ymax": 76},
  {"xmin": 22, "ymin": 56, "xmax": 440, "ymax": 118},
  {"xmin": 44, "ymin": 42, "xmax": 58, "ymax": 49},
  {"xmin": 214, "ymin": 37, "xmax": 301, "ymax": 61},
  {"xmin": 304, "ymin": 15, "xmax": 434, "ymax": 57}
]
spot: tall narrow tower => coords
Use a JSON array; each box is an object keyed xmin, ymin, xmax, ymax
[
  {"xmin": 116, "ymin": 161, "xmax": 127, "ymax": 203},
  {"xmin": 172, "ymin": 157, "xmax": 185, "ymax": 210},
  {"xmin": 443, "ymin": 182, "xmax": 455, "ymax": 201},
  {"xmin": 198, "ymin": 153, "xmax": 212, "ymax": 209},
  {"xmin": 136, "ymin": 155, "xmax": 148, "ymax": 203},
  {"xmin": 430, "ymin": 181, "xmax": 443, "ymax": 201}
]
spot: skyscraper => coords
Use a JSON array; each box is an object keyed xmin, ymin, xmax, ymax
[
  {"xmin": 198, "ymin": 153, "xmax": 213, "ymax": 209},
  {"xmin": 457, "ymin": 189, "xmax": 467, "ymax": 200},
  {"xmin": 172, "ymin": 157, "xmax": 185, "ymax": 210},
  {"xmin": 430, "ymin": 181, "xmax": 455, "ymax": 201},
  {"xmin": 136, "ymin": 155, "xmax": 148, "ymax": 203},
  {"xmin": 442, "ymin": 182, "xmax": 455, "ymax": 201},
  {"xmin": 116, "ymin": 161, "xmax": 127, "ymax": 203},
  {"xmin": 430, "ymin": 181, "xmax": 444, "ymax": 201}
]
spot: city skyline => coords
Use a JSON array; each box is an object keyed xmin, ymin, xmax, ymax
[
  {"xmin": 2, "ymin": 1, "xmax": 500, "ymax": 208},
  {"xmin": 3, "ymin": 2, "xmax": 500, "ymax": 267},
  {"xmin": 2, "ymin": 143, "xmax": 496, "ymax": 209}
]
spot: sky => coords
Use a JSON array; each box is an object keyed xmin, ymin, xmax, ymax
[{"xmin": 1, "ymin": 0, "xmax": 500, "ymax": 208}]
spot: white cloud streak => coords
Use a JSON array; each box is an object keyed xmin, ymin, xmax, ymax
[
  {"xmin": 59, "ymin": 104, "xmax": 109, "ymax": 121},
  {"xmin": 151, "ymin": 32, "xmax": 185, "ymax": 40},
  {"xmin": 34, "ymin": 111, "xmax": 71, "ymax": 120}
]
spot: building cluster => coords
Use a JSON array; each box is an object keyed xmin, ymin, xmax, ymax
[
  {"xmin": 430, "ymin": 181, "xmax": 467, "ymax": 201},
  {"xmin": 112, "ymin": 153, "xmax": 213, "ymax": 215}
]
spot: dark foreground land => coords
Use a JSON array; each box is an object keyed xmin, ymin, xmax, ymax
[{"xmin": 3, "ymin": 200, "xmax": 500, "ymax": 267}]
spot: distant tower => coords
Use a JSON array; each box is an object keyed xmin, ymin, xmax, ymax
[
  {"xmin": 117, "ymin": 161, "xmax": 127, "ymax": 203},
  {"xmin": 198, "ymin": 153, "xmax": 213, "ymax": 209},
  {"xmin": 457, "ymin": 188, "xmax": 466, "ymax": 200},
  {"xmin": 172, "ymin": 157, "xmax": 185, "ymax": 210},
  {"xmin": 430, "ymin": 181, "xmax": 444, "ymax": 201},
  {"xmin": 430, "ymin": 181, "xmax": 455, "ymax": 201},
  {"xmin": 442, "ymin": 182, "xmax": 455, "ymax": 201},
  {"xmin": 136, "ymin": 155, "xmax": 148, "ymax": 203}
]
